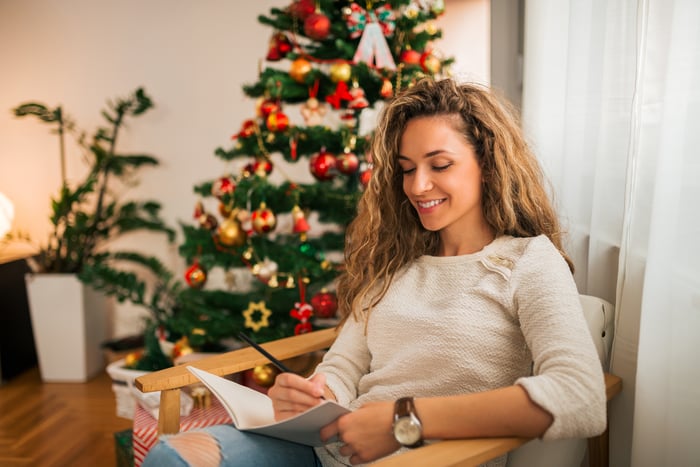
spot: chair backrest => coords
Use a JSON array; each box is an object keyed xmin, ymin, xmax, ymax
[{"xmin": 507, "ymin": 294, "xmax": 615, "ymax": 467}]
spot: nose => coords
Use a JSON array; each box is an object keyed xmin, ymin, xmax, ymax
[{"xmin": 408, "ymin": 167, "xmax": 433, "ymax": 195}]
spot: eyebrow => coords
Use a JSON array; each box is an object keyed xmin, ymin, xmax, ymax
[{"xmin": 397, "ymin": 149, "xmax": 445, "ymax": 161}]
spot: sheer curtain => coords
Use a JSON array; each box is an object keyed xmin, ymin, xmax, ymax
[{"xmin": 521, "ymin": 0, "xmax": 700, "ymax": 465}]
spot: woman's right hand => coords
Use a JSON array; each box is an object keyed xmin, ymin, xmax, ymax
[{"xmin": 267, "ymin": 372, "xmax": 328, "ymax": 421}]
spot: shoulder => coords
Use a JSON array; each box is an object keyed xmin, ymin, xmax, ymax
[
  {"xmin": 484, "ymin": 235, "xmax": 572, "ymax": 287},
  {"xmin": 485, "ymin": 235, "xmax": 562, "ymax": 267}
]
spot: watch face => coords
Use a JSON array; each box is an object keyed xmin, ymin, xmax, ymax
[{"xmin": 394, "ymin": 416, "xmax": 422, "ymax": 445}]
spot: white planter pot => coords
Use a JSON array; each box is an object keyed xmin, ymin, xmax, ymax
[
  {"xmin": 106, "ymin": 358, "xmax": 150, "ymax": 419},
  {"xmin": 25, "ymin": 273, "xmax": 111, "ymax": 382}
]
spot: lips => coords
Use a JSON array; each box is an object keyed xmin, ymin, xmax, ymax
[{"xmin": 416, "ymin": 199, "xmax": 445, "ymax": 209}]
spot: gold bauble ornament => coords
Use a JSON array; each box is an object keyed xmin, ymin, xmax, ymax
[
  {"xmin": 217, "ymin": 213, "xmax": 247, "ymax": 247},
  {"xmin": 380, "ymin": 78, "xmax": 393, "ymax": 98},
  {"xmin": 420, "ymin": 52, "xmax": 442, "ymax": 74},
  {"xmin": 252, "ymin": 364, "xmax": 278, "ymax": 387},
  {"xmin": 329, "ymin": 62, "xmax": 352, "ymax": 83},
  {"xmin": 289, "ymin": 58, "xmax": 312, "ymax": 83}
]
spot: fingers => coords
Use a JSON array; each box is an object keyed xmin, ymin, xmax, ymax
[
  {"xmin": 307, "ymin": 373, "xmax": 327, "ymax": 398},
  {"xmin": 274, "ymin": 373, "xmax": 325, "ymax": 400},
  {"xmin": 331, "ymin": 403, "xmax": 401, "ymax": 464},
  {"xmin": 320, "ymin": 419, "xmax": 339, "ymax": 443},
  {"xmin": 268, "ymin": 373, "xmax": 326, "ymax": 420}
]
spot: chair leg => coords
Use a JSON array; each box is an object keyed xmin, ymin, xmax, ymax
[
  {"xmin": 587, "ymin": 428, "xmax": 609, "ymax": 467},
  {"xmin": 157, "ymin": 388, "xmax": 181, "ymax": 435}
]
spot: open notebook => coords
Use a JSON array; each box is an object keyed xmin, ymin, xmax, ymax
[{"xmin": 187, "ymin": 366, "xmax": 350, "ymax": 446}]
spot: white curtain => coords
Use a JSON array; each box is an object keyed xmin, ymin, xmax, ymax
[{"xmin": 521, "ymin": 0, "xmax": 700, "ymax": 466}]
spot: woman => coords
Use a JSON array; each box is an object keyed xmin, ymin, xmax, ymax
[{"xmin": 144, "ymin": 78, "xmax": 606, "ymax": 467}]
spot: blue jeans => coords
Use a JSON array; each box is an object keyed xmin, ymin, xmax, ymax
[{"xmin": 142, "ymin": 424, "xmax": 323, "ymax": 467}]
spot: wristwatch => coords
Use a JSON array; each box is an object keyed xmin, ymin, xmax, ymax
[{"xmin": 392, "ymin": 397, "xmax": 423, "ymax": 448}]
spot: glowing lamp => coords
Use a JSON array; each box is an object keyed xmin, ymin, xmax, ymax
[{"xmin": 0, "ymin": 192, "xmax": 14, "ymax": 238}]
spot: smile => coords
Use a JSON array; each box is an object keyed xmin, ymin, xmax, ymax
[{"xmin": 417, "ymin": 199, "xmax": 445, "ymax": 209}]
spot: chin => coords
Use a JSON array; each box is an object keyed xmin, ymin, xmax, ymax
[{"xmin": 419, "ymin": 220, "xmax": 443, "ymax": 232}]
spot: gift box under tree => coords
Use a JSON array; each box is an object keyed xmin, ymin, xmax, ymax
[{"xmin": 132, "ymin": 396, "xmax": 232, "ymax": 467}]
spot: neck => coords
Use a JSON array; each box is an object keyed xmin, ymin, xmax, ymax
[{"xmin": 439, "ymin": 225, "xmax": 495, "ymax": 256}]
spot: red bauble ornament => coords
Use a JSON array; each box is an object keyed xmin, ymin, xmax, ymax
[
  {"xmin": 253, "ymin": 159, "xmax": 274, "ymax": 177},
  {"xmin": 266, "ymin": 32, "xmax": 292, "ymax": 61},
  {"xmin": 311, "ymin": 289, "xmax": 338, "ymax": 319},
  {"xmin": 211, "ymin": 175, "xmax": 236, "ymax": 199},
  {"xmin": 257, "ymin": 98, "xmax": 280, "ymax": 118},
  {"xmin": 234, "ymin": 119, "xmax": 257, "ymax": 139},
  {"xmin": 251, "ymin": 202, "xmax": 277, "ymax": 234},
  {"xmin": 420, "ymin": 52, "xmax": 442, "ymax": 74},
  {"xmin": 400, "ymin": 49, "xmax": 422, "ymax": 66},
  {"xmin": 336, "ymin": 152, "xmax": 359, "ymax": 175},
  {"xmin": 185, "ymin": 262, "xmax": 207, "ymax": 289},
  {"xmin": 288, "ymin": 0, "xmax": 315, "ymax": 19},
  {"xmin": 198, "ymin": 213, "xmax": 218, "ymax": 231},
  {"xmin": 266, "ymin": 111, "xmax": 289, "ymax": 132},
  {"xmin": 193, "ymin": 201, "xmax": 205, "ymax": 219},
  {"xmin": 309, "ymin": 149, "xmax": 337, "ymax": 181},
  {"xmin": 194, "ymin": 201, "xmax": 218, "ymax": 230},
  {"xmin": 304, "ymin": 12, "xmax": 331, "ymax": 40},
  {"xmin": 360, "ymin": 167, "xmax": 372, "ymax": 187}
]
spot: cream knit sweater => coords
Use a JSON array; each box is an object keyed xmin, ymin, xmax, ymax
[{"xmin": 314, "ymin": 235, "xmax": 606, "ymax": 467}]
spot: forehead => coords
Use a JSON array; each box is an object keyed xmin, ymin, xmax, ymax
[
  {"xmin": 398, "ymin": 114, "xmax": 468, "ymax": 152},
  {"xmin": 400, "ymin": 113, "xmax": 464, "ymax": 139}
]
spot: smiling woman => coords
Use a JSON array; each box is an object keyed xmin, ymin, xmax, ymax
[
  {"xmin": 142, "ymin": 78, "xmax": 606, "ymax": 467},
  {"xmin": 398, "ymin": 115, "xmax": 489, "ymax": 255}
]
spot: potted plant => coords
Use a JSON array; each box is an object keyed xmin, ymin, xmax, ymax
[{"xmin": 13, "ymin": 88, "xmax": 179, "ymax": 382}]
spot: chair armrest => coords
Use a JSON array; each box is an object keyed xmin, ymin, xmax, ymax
[
  {"xmin": 134, "ymin": 327, "xmax": 337, "ymax": 436},
  {"xmin": 134, "ymin": 327, "xmax": 337, "ymax": 393},
  {"xmin": 372, "ymin": 372, "xmax": 622, "ymax": 467},
  {"xmin": 372, "ymin": 437, "xmax": 528, "ymax": 467}
]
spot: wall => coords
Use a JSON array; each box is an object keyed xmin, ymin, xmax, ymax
[
  {"xmin": 490, "ymin": 0, "xmax": 524, "ymax": 108},
  {"xmin": 0, "ymin": 0, "xmax": 489, "ymax": 337}
]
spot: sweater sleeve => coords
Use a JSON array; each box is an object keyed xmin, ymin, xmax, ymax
[
  {"xmin": 312, "ymin": 315, "xmax": 371, "ymax": 407},
  {"xmin": 511, "ymin": 236, "xmax": 607, "ymax": 439}
]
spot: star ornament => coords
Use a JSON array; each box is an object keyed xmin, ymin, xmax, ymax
[{"xmin": 243, "ymin": 301, "xmax": 272, "ymax": 332}]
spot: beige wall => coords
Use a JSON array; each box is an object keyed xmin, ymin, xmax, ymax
[
  {"xmin": 438, "ymin": 0, "xmax": 491, "ymax": 84},
  {"xmin": 0, "ymin": 0, "xmax": 489, "ymax": 336}
]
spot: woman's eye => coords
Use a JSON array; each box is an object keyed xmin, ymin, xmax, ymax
[
  {"xmin": 401, "ymin": 167, "xmax": 416, "ymax": 175},
  {"xmin": 433, "ymin": 163, "xmax": 452, "ymax": 172}
]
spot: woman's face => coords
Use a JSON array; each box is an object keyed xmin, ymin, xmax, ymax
[{"xmin": 398, "ymin": 115, "xmax": 487, "ymax": 240}]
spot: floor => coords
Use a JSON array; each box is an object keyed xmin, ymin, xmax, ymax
[{"xmin": 0, "ymin": 367, "xmax": 132, "ymax": 467}]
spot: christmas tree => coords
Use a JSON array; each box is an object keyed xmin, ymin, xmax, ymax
[{"xmin": 160, "ymin": 0, "xmax": 453, "ymax": 360}]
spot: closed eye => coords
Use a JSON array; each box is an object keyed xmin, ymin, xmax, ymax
[
  {"xmin": 433, "ymin": 163, "xmax": 452, "ymax": 172},
  {"xmin": 401, "ymin": 167, "xmax": 416, "ymax": 175}
]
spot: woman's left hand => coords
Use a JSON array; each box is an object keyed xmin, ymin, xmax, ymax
[{"xmin": 321, "ymin": 401, "xmax": 401, "ymax": 465}]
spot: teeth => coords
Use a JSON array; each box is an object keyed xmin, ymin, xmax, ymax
[{"xmin": 417, "ymin": 199, "xmax": 444, "ymax": 208}]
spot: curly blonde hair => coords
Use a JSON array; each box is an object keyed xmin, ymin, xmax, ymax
[{"xmin": 337, "ymin": 78, "xmax": 571, "ymax": 324}]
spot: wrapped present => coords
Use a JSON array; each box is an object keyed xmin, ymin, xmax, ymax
[
  {"xmin": 132, "ymin": 395, "xmax": 232, "ymax": 467},
  {"xmin": 114, "ymin": 429, "xmax": 134, "ymax": 467}
]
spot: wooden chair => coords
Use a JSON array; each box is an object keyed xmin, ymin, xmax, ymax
[{"xmin": 135, "ymin": 295, "xmax": 621, "ymax": 467}]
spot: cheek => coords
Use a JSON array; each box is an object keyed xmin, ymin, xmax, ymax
[{"xmin": 402, "ymin": 176, "xmax": 412, "ymax": 197}]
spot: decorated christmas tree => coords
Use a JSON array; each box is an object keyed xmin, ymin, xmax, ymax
[{"xmin": 157, "ymin": 0, "xmax": 453, "ymax": 363}]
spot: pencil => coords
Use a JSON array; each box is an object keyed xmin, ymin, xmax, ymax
[{"xmin": 238, "ymin": 332, "xmax": 293, "ymax": 373}]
